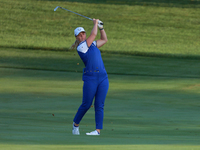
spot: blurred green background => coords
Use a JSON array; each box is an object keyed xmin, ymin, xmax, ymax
[{"xmin": 1, "ymin": 0, "xmax": 200, "ymax": 56}]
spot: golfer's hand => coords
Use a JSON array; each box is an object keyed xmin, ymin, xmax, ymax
[
  {"xmin": 93, "ymin": 19, "xmax": 99, "ymax": 25},
  {"xmin": 98, "ymin": 20, "xmax": 103, "ymax": 29}
]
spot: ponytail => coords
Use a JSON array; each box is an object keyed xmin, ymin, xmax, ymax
[{"xmin": 70, "ymin": 40, "xmax": 80, "ymax": 50}]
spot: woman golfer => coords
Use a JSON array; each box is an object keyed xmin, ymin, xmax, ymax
[{"xmin": 71, "ymin": 19, "xmax": 109, "ymax": 135}]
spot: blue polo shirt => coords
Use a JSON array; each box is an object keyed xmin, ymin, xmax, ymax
[{"xmin": 77, "ymin": 40, "xmax": 107, "ymax": 81}]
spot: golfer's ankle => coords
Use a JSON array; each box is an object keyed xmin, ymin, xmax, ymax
[
  {"xmin": 96, "ymin": 129, "xmax": 100, "ymax": 133},
  {"xmin": 74, "ymin": 123, "xmax": 79, "ymax": 127}
]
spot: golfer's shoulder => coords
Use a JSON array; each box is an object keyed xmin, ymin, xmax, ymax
[
  {"xmin": 77, "ymin": 40, "xmax": 88, "ymax": 53},
  {"xmin": 92, "ymin": 41, "xmax": 97, "ymax": 46}
]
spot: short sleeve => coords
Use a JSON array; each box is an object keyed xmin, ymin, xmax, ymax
[
  {"xmin": 77, "ymin": 41, "xmax": 89, "ymax": 53},
  {"xmin": 93, "ymin": 41, "xmax": 97, "ymax": 46},
  {"xmin": 77, "ymin": 41, "xmax": 97, "ymax": 53}
]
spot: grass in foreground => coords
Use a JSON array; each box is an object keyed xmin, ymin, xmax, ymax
[
  {"xmin": 0, "ymin": 68, "xmax": 200, "ymax": 149},
  {"xmin": 1, "ymin": 145, "xmax": 200, "ymax": 150},
  {"xmin": 0, "ymin": 48, "xmax": 200, "ymax": 149}
]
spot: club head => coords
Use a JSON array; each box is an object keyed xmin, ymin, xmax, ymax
[{"xmin": 54, "ymin": 6, "xmax": 60, "ymax": 11}]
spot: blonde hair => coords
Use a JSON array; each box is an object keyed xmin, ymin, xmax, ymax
[{"xmin": 70, "ymin": 39, "xmax": 80, "ymax": 50}]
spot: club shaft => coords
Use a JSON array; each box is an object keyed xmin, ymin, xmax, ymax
[
  {"xmin": 54, "ymin": 6, "xmax": 103, "ymax": 25},
  {"xmin": 58, "ymin": 6, "xmax": 93, "ymax": 21}
]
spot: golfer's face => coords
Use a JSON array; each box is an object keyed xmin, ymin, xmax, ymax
[{"xmin": 76, "ymin": 32, "xmax": 86, "ymax": 42}]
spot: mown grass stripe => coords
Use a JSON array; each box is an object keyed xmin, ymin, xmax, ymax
[
  {"xmin": 0, "ymin": 66, "xmax": 199, "ymax": 79},
  {"xmin": 1, "ymin": 45, "xmax": 200, "ymax": 60}
]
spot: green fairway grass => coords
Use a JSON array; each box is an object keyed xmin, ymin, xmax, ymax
[
  {"xmin": 0, "ymin": 49, "xmax": 200, "ymax": 149},
  {"xmin": 43, "ymin": 0, "xmax": 200, "ymax": 7},
  {"xmin": 1, "ymin": 67, "xmax": 200, "ymax": 149},
  {"xmin": 1, "ymin": 0, "xmax": 200, "ymax": 56},
  {"xmin": 1, "ymin": 0, "xmax": 200, "ymax": 149},
  {"xmin": 0, "ymin": 48, "xmax": 200, "ymax": 77}
]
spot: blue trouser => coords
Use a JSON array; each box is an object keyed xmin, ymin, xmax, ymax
[{"xmin": 73, "ymin": 75, "xmax": 109, "ymax": 129}]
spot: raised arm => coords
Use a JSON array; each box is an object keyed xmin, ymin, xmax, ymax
[
  {"xmin": 86, "ymin": 19, "xmax": 99, "ymax": 47},
  {"xmin": 96, "ymin": 28, "xmax": 108, "ymax": 48}
]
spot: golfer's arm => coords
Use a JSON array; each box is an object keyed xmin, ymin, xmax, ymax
[
  {"xmin": 86, "ymin": 23, "xmax": 98, "ymax": 47},
  {"xmin": 96, "ymin": 29, "xmax": 108, "ymax": 48}
]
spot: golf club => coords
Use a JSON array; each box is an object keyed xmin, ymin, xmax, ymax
[{"xmin": 54, "ymin": 6, "xmax": 103, "ymax": 25}]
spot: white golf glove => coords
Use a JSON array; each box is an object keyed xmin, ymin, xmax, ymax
[{"xmin": 98, "ymin": 20, "xmax": 103, "ymax": 28}]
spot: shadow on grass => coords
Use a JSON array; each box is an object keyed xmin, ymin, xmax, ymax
[
  {"xmin": 0, "ymin": 88, "xmax": 200, "ymax": 145},
  {"xmin": 1, "ymin": 45, "xmax": 200, "ymax": 60},
  {"xmin": 0, "ymin": 66, "xmax": 200, "ymax": 145},
  {"xmin": 1, "ymin": 47, "xmax": 200, "ymax": 80},
  {"xmin": 42, "ymin": 0, "xmax": 200, "ymax": 8}
]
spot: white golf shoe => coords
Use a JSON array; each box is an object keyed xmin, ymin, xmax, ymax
[
  {"xmin": 72, "ymin": 122, "xmax": 80, "ymax": 135},
  {"xmin": 86, "ymin": 130, "xmax": 100, "ymax": 135}
]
